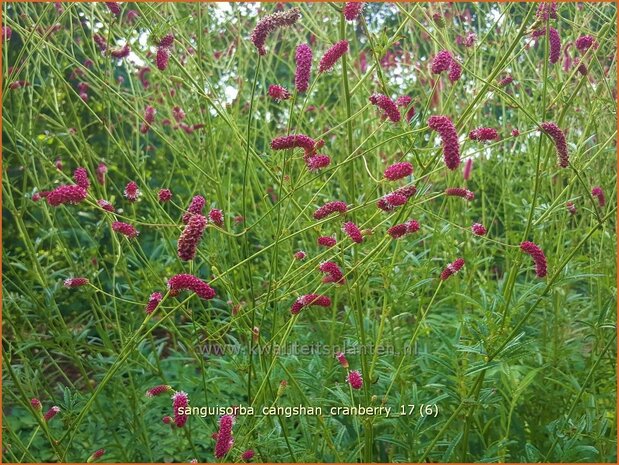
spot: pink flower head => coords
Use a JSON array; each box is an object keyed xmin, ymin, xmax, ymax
[
  {"xmin": 317, "ymin": 236, "xmax": 337, "ymax": 248},
  {"xmin": 271, "ymin": 134, "xmax": 316, "ymax": 154},
  {"xmin": 511, "ymin": 129, "xmax": 520, "ymax": 137},
  {"xmin": 64, "ymin": 277, "xmax": 89, "ymax": 288},
  {"xmin": 96, "ymin": 163, "xmax": 107, "ymax": 185},
  {"xmin": 427, "ymin": 115, "xmax": 461, "ymax": 170},
  {"xmin": 498, "ymin": 74, "xmax": 513, "ymax": 87},
  {"xmin": 336, "ymin": 352, "xmax": 349, "ymax": 368},
  {"xmin": 97, "ymin": 199, "xmax": 115, "ymax": 212},
  {"xmin": 319, "ymin": 40, "xmax": 349, "ymax": 73},
  {"xmin": 167, "ymin": 274, "xmax": 216, "ymax": 300},
  {"xmin": 319, "ymin": 261, "xmax": 345, "ymax": 284},
  {"xmin": 294, "ymin": 250, "xmax": 306, "ymax": 261},
  {"xmin": 156, "ymin": 47, "xmax": 170, "ymax": 71},
  {"xmin": 387, "ymin": 219, "xmax": 420, "ymax": 239},
  {"xmin": 241, "ymin": 449, "xmax": 255, "ymax": 461},
  {"xmin": 250, "ymin": 8, "xmax": 301, "ymax": 56},
  {"xmin": 306, "ymin": 154, "xmax": 331, "ymax": 171},
  {"xmin": 575, "ymin": 35, "xmax": 596, "ymax": 53},
  {"xmin": 268, "ymin": 84, "xmax": 291, "ymax": 101},
  {"xmin": 2, "ymin": 26, "xmax": 12, "ymax": 41},
  {"xmin": 31, "ymin": 398, "xmax": 42, "ymax": 411},
  {"xmin": 536, "ymin": 2, "xmax": 558, "ymax": 21},
  {"xmin": 394, "ymin": 185, "xmax": 417, "ymax": 199},
  {"xmin": 171, "ymin": 391, "xmax": 189, "ymax": 428},
  {"xmin": 124, "ymin": 181, "xmax": 140, "ymax": 201},
  {"xmin": 313, "ymin": 200, "xmax": 348, "ymax": 220},
  {"xmin": 126, "ymin": 9, "xmax": 139, "ymax": 23},
  {"xmin": 158, "ymin": 188, "xmax": 172, "ymax": 202},
  {"xmin": 440, "ymin": 258, "xmax": 465, "ymax": 281},
  {"xmin": 73, "ymin": 167, "xmax": 90, "ymax": 189},
  {"xmin": 396, "ymin": 96, "xmax": 415, "ymax": 122},
  {"xmin": 172, "ymin": 106, "xmax": 185, "ymax": 122},
  {"xmin": 145, "ymin": 292, "xmax": 163, "ymax": 314},
  {"xmin": 209, "ymin": 208, "xmax": 224, "ymax": 226},
  {"xmin": 158, "ymin": 33, "xmax": 174, "ymax": 48},
  {"xmin": 347, "ymin": 370, "xmax": 363, "ymax": 389},
  {"xmin": 44, "ymin": 406, "xmax": 61, "ymax": 422},
  {"xmin": 431, "ymin": 50, "xmax": 453, "ymax": 74},
  {"xmin": 471, "ymin": 223, "xmax": 487, "ymax": 236},
  {"xmin": 566, "ymin": 201, "xmax": 576, "ymax": 215},
  {"xmin": 8, "ymin": 80, "xmax": 30, "ymax": 90},
  {"xmin": 178, "ymin": 214, "xmax": 207, "ymax": 261},
  {"xmin": 290, "ymin": 294, "xmax": 332, "ymax": 314},
  {"xmin": 463, "ymin": 158, "xmax": 473, "ymax": 181},
  {"xmin": 162, "ymin": 415, "xmax": 172, "ymax": 424},
  {"xmin": 469, "ymin": 127, "xmax": 499, "ymax": 142},
  {"xmin": 295, "ymin": 43, "xmax": 313, "ymax": 93},
  {"xmin": 144, "ymin": 105, "xmax": 156, "ymax": 124},
  {"xmin": 540, "ymin": 121, "xmax": 569, "ymax": 167},
  {"xmin": 532, "ymin": 27, "xmax": 561, "ymax": 64},
  {"xmin": 343, "ymin": 2, "xmax": 364, "ymax": 21},
  {"xmin": 182, "ymin": 195, "xmax": 206, "ymax": 223},
  {"xmin": 215, "ymin": 415, "xmax": 235, "ymax": 458},
  {"xmin": 520, "ymin": 241, "xmax": 547, "ymax": 278},
  {"xmin": 105, "ymin": 2, "xmax": 121, "ymax": 16},
  {"xmin": 591, "ymin": 186, "xmax": 605, "ymax": 207},
  {"xmin": 342, "ymin": 221, "xmax": 363, "ymax": 243},
  {"xmin": 376, "ymin": 192, "xmax": 408, "ymax": 212},
  {"xmin": 448, "ymin": 59, "xmax": 462, "ymax": 82},
  {"xmin": 145, "ymin": 384, "xmax": 173, "ymax": 397},
  {"xmin": 110, "ymin": 44, "xmax": 130, "ymax": 59},
  {"xmin": 112, "ymin": 221, "xmax": 139, "ymax": 238},
  {"xmin": 369, "ymin": 93, "xmax": 401, "ymax": 123},
  {"xmin": 46, "ymin": 185, "xmax": 88, "ymax": 206},
  {"xmin": 445, "ymin": 187, "xmax": 474, "ymax": 201},
  {"xmin": 55, "ymin": 158, "xmax": 63, "ymax": 171},
  {"xmin": 384, "ymin": 161, "xmax": 413, "ymax": 181},
  {"xmin": 87, "ymin": 448, "xmax": 105, "ymax": 463},
  {"xmin": 94, "ymin": 34, "xmax": 107, "ymax": 52}
]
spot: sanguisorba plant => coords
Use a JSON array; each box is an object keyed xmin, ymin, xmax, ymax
[{"xmin": 2, "ymin": 2, "xmax": 617, "ymax": 463}]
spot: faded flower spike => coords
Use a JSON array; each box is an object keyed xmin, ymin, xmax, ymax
[
  {"xmin": 369, "ymin": 93, "xmax": 401, "ymax": 123},
  {"xmin": 540, "ymin": 121, "xmax": 569, "ymax": 168},
  {"xmin": 295, "ymin": 43, "xmax": 312, "ymax": 93},
  {"xmin": 343, "ymin": 2, "xmax": 364, "ymax": 21},
  {"xmin": 342, "ymin": 221, "xmax": 364, "ymax": 243},
  {"xmin": 469, "ymin": 127, "xmax": 499, "ymax": 142},
  {"xmin": 145, "ymin": 292, "xmax": 163, "ymax": 315},
  {"xmin": 268, "ymin": 84, "xmax": 291, "ymax": 101},
  {"xmin": 445, "ymin": 187, "xmax": 475, "ymax": 201},
  {"xmin": 290, "ymin": 294, "xmax": 332, "ymax": 314},
  {"xmin": 145, "ymin": 384, "xmax": 173, "ymax": 397},
  {"xmin": 172, "ymin": 391, "xmax": 189, "ymax": 428},
  {"xmin": 313, "ymin": 200, "xmax": 348, "ymax": 220},
  {"xmin": 387, "ymin": 219, "xmax": 420, "ymax": 239},
  {"xmin": 44, "ymin": 406, "xmax": 61, "ymax": 422},
  {"xmin": 347, "ymin": 370, "xmax": 363, "ymax": 390},
  {"xmin": 520, "ymin": 241, "xmax": 547, "ymax": 278},
  {"xmin": 124, "ymin": 181, "xmax": 140, "ymax": 201},
  {"xmin": 317, "ymin": 236, "xmax": 337, "ymax": 248},
  {"xmin": 177, "ymin": 214, "xmax": 207, "ymax": 261},
  {"xmin": 591, "ymin": 186, "xmax": 605, "ymax": 207},
  {"xmin": 112, "ymin": 221, "xmax": 139, "ymax": 238},
  {"xmin": 319, "ymin": 261, "xmax": 345, "ymax": 285},
  {"xmin": 384, "ymin": 161, "xmax": 413, "ymax": 181},
  {"xmin": 167, "ymin": 274, "xmax": 216, "ymax": 300},
  {"xmin": 427, "ymin": 115, "xmax": 461, "ymax": 170},
  {"xmin": 215, "ymin": 415, "xmax": 235, "ymax": 459},
  {"xmin": 64, "ymin": 277, "xmax": 89, "ymax": 288},
  {"xmin": 471, "ymin": 223, "xmax": 487, "ymax": 236},
  {"xmin": 250, "ymin": 8, "xmax": 301, "ymax": 56},
  {"xmin": 319, "ymin": 40, "xmax": 349, "ymax": 73},
  {"xmin": 440, "ymin": 258, "xmax": 465, "ymax": 281},
  {"xmin": 86, "ymin": 448, "xmax": 105, "ymax": 463}
]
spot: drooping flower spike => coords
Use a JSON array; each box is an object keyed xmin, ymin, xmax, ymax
[
  {"xmin": 319, "ymin": 40, "xmax": 349, "ymax": 73},
  {"xmin": 145, "ymin": 384, "xmax": 173, "ymax": 397},
  {"xmin": 342, "ymin": 221, "xmax": 363, "ymax": 243},
  {"xmin": 369, "ymin": 93, "xmax": 401, "ymax": 123},
  {"xmin": 250, "ymin": 8, "xmax": 301, "ymax": 56},
  {"xmin": 271, "ymin": 134, "xmax": 316, "ymax": 154},
  {"xmin": 469, "ymin": 127, "xmax": 499, "ymax": 142},
  {"xmin": 177, "ymin": 214, "xmax": 207, "ymax": 261},
  {"xmin": 387, "ymin": 219, "xmax": 420, "ymax": 239},
  {"xmin": 290, "ymin": 294, "xmax": 332, "ymax": 314},
  {"xmin": 112, "ymin": 221, "xmax": 139, "ymax": 238},
  {"xmin": 313, "ymin": 200, "xmax": 348, "ymax": 220},
  {"xmin": 376, "ymin": 192, "xmax": 408, "ymax": 212},
  {"xmin": 167, "ymin": 274, "xmax": 216, "ymax": 300},
  {"xmin": 294, "ymin": 43, "xmax": 312, "ymax": 93},
  {"xmin": 427, "ymin": 115, "xmax": 461, "ymax": 170},
  {"xmin": 46, "ymin": 185, "xmax": 88, "ymax": 206},
  {"xmin": 64, "ymin": 277, "xmax": 89, "ymax": 288},
  {"xmin": 384, "ymin": 162, "xmax": 413, "ymax": 181},
  {"xmin": 520, "ymin": 241, "xmax": 547, "ymax": 277},
  {"xmin": 317, "ymin": 236, "xmax": 337, "ymax": 248},
  {"xmin": 445, "ymin": 187, "xmax": 475, "ymax": 201},
  {"xmin": 98, "ymin": 199, "xmax": 115, "ymax": 212},
  {"xmin": 44, "ymin": 406, "xmax": 61, "ymax": 422},
  {"xmin": 440, "ymin": 258, "xmax": 465, "ymax": 281},
  {"xmin": 540, "ymin": 121, "xmax": 569, "ymax": 167}
]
